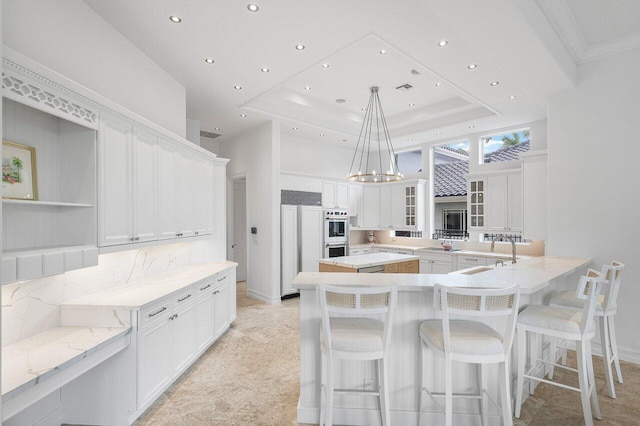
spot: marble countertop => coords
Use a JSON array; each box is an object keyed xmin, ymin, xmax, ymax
[
  {"xmin": 350, "ymin": 243, "xmax": 428, "ymax": 251},
  {"xmin": 319, "ymin": 253, "xmax": 419, "ymax": 269},
  {"xmin": 296, "ymin": 255, "xmax": 589, "ymax": 295},
  {"xmin": 2, "ymin": 326, "xmax": 131, "ymax": 399},
  {"xmin": 349, "ymin": 244, "xmax": 525, "ymax": 260},
  {"xmin": 62, "ymin": 261, "xmax": 237, "ymax": 310}
]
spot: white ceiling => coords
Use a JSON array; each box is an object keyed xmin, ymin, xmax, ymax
[{"xmin": 82, "ymin": 0, "xmax": 637, "ymax": 147}]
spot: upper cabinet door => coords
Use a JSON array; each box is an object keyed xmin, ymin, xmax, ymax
[
  {"xmin": 348, "ymin": 184, "xmax": 363, "ymax": 221},
  {"xmin": 177, "ymin": 147, "xmax": 196, "ymax": 237},
  {"xmin": 194, "ymin": 155, "xmax": 214, "ymax": 236},
  {"xmin": 322, "ymin": 181, "xmax": 336, "ymax": 208},
  {"xmin": 362, "ymin": 186, "xmax": 380, "ymax": 228},
  {"xmin": 157, "ymin": 137, "xmax": 179, "ymax": 240},
  {"xmin": 99, "ymin": 115, "xmax": 133, "ymax": 246},
  {"xmin": 391, "ymin": 185, "xmax": 406, "ymax": 229},
  {"xmin": 336, "ymin": 183, "xmax": 349, "ymax": 209},
  {"xmin": 486, "ymin": 175, "xmax": 508, "ymax": 231},
  {"xmin": 378, "ymin": 185, "xmax": 392, "ymax": 228},
  {"xmin": 132, "ymin": 128, "xmax": 158, "ymax": 243},
  {"xmin": 507, "ymin": 173, "xmax": 523, "ymax": 232}
]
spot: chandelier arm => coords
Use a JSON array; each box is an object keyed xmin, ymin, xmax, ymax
[
  {"xmin": 377, "ymin": 94, "xmax": 400, "ymax": 175},
  {"xmin": 375, "ymin": 91, "xmax": 383, "ymax": 178},
  {"xmin": 349, "ymin": 92, "xmax": 373, "ymax": 177},
  {"xmin": 361, "ymin": 92, "xmax": 375, "ymax": 175}
]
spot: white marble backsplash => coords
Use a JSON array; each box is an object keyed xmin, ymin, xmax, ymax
[{"xmin": 2, "ymin": 243, "xmax": 191, "ymax": 346}]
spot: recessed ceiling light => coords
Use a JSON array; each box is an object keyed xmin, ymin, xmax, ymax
[
  {"xmin": 508, "ymin": 95, "xmax": 517, "ymax": 99},
  {"xmin": 320, "ymin": 133, "xmax": 325, "ymax": 136},
  {"xmin": 437, "ymin": 40, "xmax": 448, "ymax": 47},
  {"xmin": 361, "ymin": 108, "xmax": 366, "ymax": 111},
  {"xmin": 295, "ymin": 44, "xmax": 305, "ymax": 50},
  {"xmin": 408, "ymin": 138, "xmax": 413, "ymax": 141},
  {"xmin": 214, "ymin": 127, "xmax": 220, "ymax": 131},
  {"xmin": 204, "ymin": 58, "xmax": 214, "ymax": 64},
  {"xmin": 169, "ymin": 16, "xmax": 182, "ymax": 23},
  {"xmin": 435, "ymin": 82, "xmax": 441, "ymax": 87},
  {"xmin": 409, "ymin": 103, "xmax": 415, "ymax": 106},
  {"xmin": 490, "ymin": 81, "xmax": 500, "ymax": 86},
  {"xmin": 240, "ymin": 114, "xmax": 247, "ymax": 117},
  {"xmin": 234, "ymin": 85, "xmax": 242, "ymax": 90},
  {"xmin": 469, "ymin": 125, "xmax": 475, "ymax": 129},
  {"xmin": 467, "ymin": 64, "xmax": 478, "ymax": 70},
  {"xmin": 261, "ymin": 67, "xmax": 269, "ymax": 72},
  {"xmin": 436, "ymin": 132, "xmax": 442, "ymax": 136},
  {"xmin": 322, "ymin": 63, "xmax": 330, "ymax": 68},
  {"xmin": 292, "ymin": 127, "xmax": 298, "ymax": 130},
  {"xmin": 247, "ymin": 4, "xmax": 259, "ymax": 12},
  {"xmin": 342, "ymin": 139, "xmax": 348, "ymax": 142},
  {"xmin": 304, "ymin": 86, "xmax": 311, "ymax": 90},
  {"xmin": 379, "ymin": 49, "xmax": 387, "ymax": 54},
  {"xmin": 336, "ymin": 99, "xmax": 346, "ymax": 103}
]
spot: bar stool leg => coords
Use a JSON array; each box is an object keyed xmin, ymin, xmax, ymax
[
  {"xmin": 548, "ymin": 337, "xmax": 557, "ymax": 379},
  {"xmin": 379, "ymin": 357, "xmax": 391, "ymax": 426},
  {"xmin": 320, "ymin": 352, "xmax": 326, "ymax": 426},
  {"xmin": 515, "ymin": 328, "xmax": 526, "ymax": 419},
  {"xmin": 586, "ymin": 340, "xmax": 601, "ymax": 420},
  {"xmin": 326, "ymin": 355, "xmax": 334, "ymax": 426},
  {"xmin": 476, "ymin": 363, "xmax": 487, "ymax": 426},
  {"xmin": 445, "ymin": 357, "xmax": 453, "ymax": 426},
  {"xmin": 576, "ymin": 340, "xmax": 594, "ymax": 426},
  {"xmin": 608, "ymin": 316, "xmax": 623, "ymax": 384},
  {"xmin": 418, "ymin": 339, "xmax": 425, "ymax": 426},
  {"xmin": 499, "ymin": 360, "xmax": 514, "ymax": 426},
  {"xmin": 599, "ymin": 316, "xmax": 616, "ymax": 398}
]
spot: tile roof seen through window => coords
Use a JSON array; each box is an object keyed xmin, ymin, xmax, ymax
[{"xmin": 434, "ymin": 141, "xmax": 530, "ymax": 197}]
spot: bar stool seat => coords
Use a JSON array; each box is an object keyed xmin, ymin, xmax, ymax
[
  {"xmin": 419, "ymin": 320, "xmax": 505, "ymax": 360},
  {"xmin": 517, "ymin": 305, "xmax": 596, "ymax": 337},
  {"xmin": 320, "ymin": 318, "xmax": 384, "ymax": 354}
]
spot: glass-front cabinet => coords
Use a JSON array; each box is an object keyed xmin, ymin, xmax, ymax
[{"xmin": 468, "ymin": 179, "xmax": 485, "ymax": 229}]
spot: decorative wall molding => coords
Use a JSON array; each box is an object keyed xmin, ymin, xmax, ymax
[
  {"xmin": 2, "ymin": 58, "xmax": 98, "ymax": 129},
  {"xmin": 520, "ymin": 150, "xmax": 548, "ymax": 162}
]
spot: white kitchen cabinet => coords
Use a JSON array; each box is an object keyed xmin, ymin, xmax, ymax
[
  {"xmin": 348, "ymin": 184, "xmax": 364, "ymax": 225},
  {"xmin": 362, "ymin": 186, "xmax": 380, "ymax": 228},
  {"xmin": 456, "ymin": 255, "xmax": 487, "ymax": 270},
  {"xmin": 171, "ymin": 292, "xmax": 197, "ymax": 376},
  {"xmin": 228, "ymin": 269, "xmax": 237, "ymax": 322},
  {"xmin": 280, "ymin": 205, "xmax": 299, "ymax": 297},
  {"xmin": 322, "ymin": 180, "xmax": 349, "ymax": 209},
  {"xmin": 418, "ymin": 253, "xmax": 452, "ymax": 274},
  {"xmin": 157, "ymin": 137, "xmax": 179, "ymax": 240},
  {"xmin": 132, "ymin": 127, "xmax": 158, "ymax": 243},
  {"xmin": 468, "ymin": 178, "xmax": 486, "ymax": 230},
  {"xmin": 521, "ymin": 151, "xmax": 548, "ymax": 240},
  {"xmin": 391, "ymin": 185, "xmax": 405, "ymax": 229},
  {"xmin": 379, "ymin": 185, "xmax": 392, "ymax": 228},
  {"xmin": 214, "ymin": 277, "xmax": 231, "ymax": 339},
  {"xmin": 177, "ymin": 146, "xmax": 196, "ymax": 237},
  {"xmin": 349, "ymin": 247, "xmax": 373, "ymax": 256},
  {"xmin": 195, "ymin": 281, "xmax": 215, "ymax": 353},
  {"xmin": 194, "ymin": 155, "xmax": 214, "ymax": 236},
  {"xmin": 99, "ymin": 115, "xmax": 134, "ymax": 246},
  {"xmin": 486, "ymin": 172, "xmax": 522, "ymax": 233}
]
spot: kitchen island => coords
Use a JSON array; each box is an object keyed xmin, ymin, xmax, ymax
[
  {"xmin": 294, "ymin": 255, "xmax": 590, "ymax": 426},
  {"xmin": 318, "ymin": 252, "xmax": 419, "ymax": 273}
]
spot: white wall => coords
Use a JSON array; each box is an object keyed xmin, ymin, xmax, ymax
[
  {"xmin": 3, "ymin": 0, "xmax": 187, "ymax": 137},
  {"xmin": 201, "ymin": 138, "xmax": 221, "ymax": 156},
  {"xmin": 547, "ymin": 49, "xmax": 640, "ymax": 360},
  {"xmin": 221, "ymin": 121, "xmax": 281, "ymax": 303},
  {"xmin": 281, "ymin": 135, "xmax": 354, "ymax": 180},
  {"xmin": 186, "ymin": 119, "xmax": 201, "ymax": 146}
]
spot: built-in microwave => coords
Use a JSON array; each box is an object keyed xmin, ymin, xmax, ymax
[
  {"xmin": 324, "ymin": 244, "xmax": 347, "ymax": 258},
  {"xmin": 324, "ymin": 209, "xmax": 349, "ymax": 244}
]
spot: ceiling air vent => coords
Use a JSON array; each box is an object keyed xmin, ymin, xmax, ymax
[
  {"xmin": 200, "ymin": 130, "xmax": 221, "ymax": 139},
  {"xmin": 395, "ymin": 83, "xmax": 415, "ymax": 91}
]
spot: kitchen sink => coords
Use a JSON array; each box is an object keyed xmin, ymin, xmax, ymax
[
  {"xmin": 459, "ymin": 266, "xmax": 493, "ymax": 275},
  {"xmin": 424, "ymin": 247, "xmax": 461, "ymax": 252}
]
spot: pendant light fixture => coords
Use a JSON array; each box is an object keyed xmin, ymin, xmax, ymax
[{"xmin": 348, "ymin": 86, "xmax": 402, "ymax": 183}]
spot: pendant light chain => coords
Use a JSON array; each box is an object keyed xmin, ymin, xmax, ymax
[{"xmin": 348, "ymin": 86, "xmax": 403, "ymax": 183}]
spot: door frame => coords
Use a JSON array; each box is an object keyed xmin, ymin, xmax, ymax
[{"xmin": 228, "ymin": 173, "xmax": 248, "ymax": 284}]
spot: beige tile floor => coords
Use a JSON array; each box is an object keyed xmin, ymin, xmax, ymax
[{"xmin": 134, "ymin": 282, "xmax": 640, "ymax": 425}]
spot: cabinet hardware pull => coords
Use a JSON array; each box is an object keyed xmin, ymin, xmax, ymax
[
  {"xmin": 130, "ymin": 237, "xmax": 135, "ymax": 242},
  {"xmin": 214, "ymin": 290, "xmax": 219, "ymax": 295},
  {"xmin": 200, "ymin": 284, "xmax": 211, "ymax": 291},
  {"xmin": 464, "ymin": 258, "xmax": 478, "ymax": 262},
  {"xmin": 178, "ymin": 294, "xmax": 192, "ymax": 302},
  {"xmin": 217, "ymin": 277, "xmax": 225, "ymax": 282},
  {"xmin": 195, "ymin": 231, "xmax": 199, "ymax": 235},
  {"xmin": 174, "ymin": 313, "xmax": 179, "ymax": 319},
  {"xmin": 148, "ymin": 307, "xmax": 167, "ymax": 317}
]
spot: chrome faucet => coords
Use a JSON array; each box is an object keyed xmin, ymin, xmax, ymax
[
  {"xmin": 490, "ymin": 234, "xmax": 517, "ymax": 264},
  {"xmin": 495, "ymin": 259, "xmax": 504, "ymax": 267}
]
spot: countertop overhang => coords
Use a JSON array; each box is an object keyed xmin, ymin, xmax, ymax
[
  {"xmin": 295, "ymin": 255, "xmax": 589, "ymax": 295},
  {"xmin": 319, "ymin": 252, "xmax": 419, "ymax": 269}
]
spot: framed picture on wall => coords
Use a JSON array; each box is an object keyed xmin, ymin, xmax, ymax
[{"xmin": 2, "ymin": 140, "xmax": 38, "ymax": 200}]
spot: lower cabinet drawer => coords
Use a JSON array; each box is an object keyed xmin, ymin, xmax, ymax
[{"xmin": 139, "ymin": 299, "xmax": 173, "ymax": 330}]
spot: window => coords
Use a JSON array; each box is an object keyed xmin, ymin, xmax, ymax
[
  {"xmin": 395, "ymin": 149, "xmax": 422, "ymax": 174},
  {"xmin": 480, "ymin": 129, "xmax": 530, "ymax": 164}
]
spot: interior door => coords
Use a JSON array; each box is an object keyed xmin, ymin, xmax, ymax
[{"xmin": 233, "ymin": 180, "xmax": 247, "ymax": 281}]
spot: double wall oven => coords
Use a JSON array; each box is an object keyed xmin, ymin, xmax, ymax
[{"xmin": 324, "ymin": 209, "xmax": 349, "ymax": 258}]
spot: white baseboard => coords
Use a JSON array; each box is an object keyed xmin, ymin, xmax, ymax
[
  {"xmin": 246, "ymin": 288, "xmax": 281, "ymax": 304},
  {"xmin": 570, "ymin": 340, "xmax": 640, "ymax": 365}
]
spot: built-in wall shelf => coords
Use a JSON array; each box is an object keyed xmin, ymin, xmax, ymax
[{"xmin": 2, "ymin": 199, "xmax": 94, "ymax": 208}]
